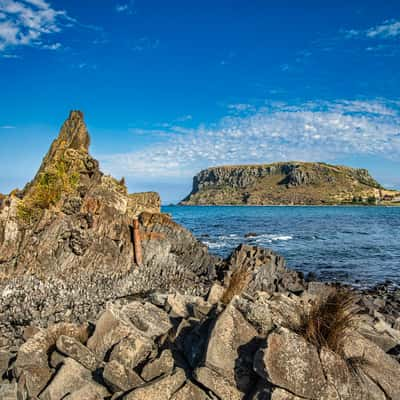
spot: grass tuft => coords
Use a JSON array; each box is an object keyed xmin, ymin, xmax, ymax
[
  {"xmin": 295, "ymin": 288, "xmax": 360, "ymax": 355},
  {"xmin": 17, "ymin": 158, "xmax": 80, "ymax": 223},
  {"xmin": 221, "ymin": 266, "xmax": 251, "ymax": 305}
]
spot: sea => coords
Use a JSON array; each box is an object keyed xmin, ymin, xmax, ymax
[{"xmin": 162, "ymin": 205, "xmax": 400, "ymax": 289}]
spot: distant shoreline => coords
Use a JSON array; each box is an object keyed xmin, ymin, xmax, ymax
[{"xmin": 166, "ymin": 203, "xmax": 400, "ymax": 207}]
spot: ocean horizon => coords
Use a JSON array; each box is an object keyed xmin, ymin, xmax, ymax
[{"xmin": 163, "ymin": 205, "xmax": 400, "ymax": 289}]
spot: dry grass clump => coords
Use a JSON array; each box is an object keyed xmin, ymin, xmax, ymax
[
  {"xmin": 17, "ymin": 159, "xmax": 80, "ymax": 223},
  {"xmin": 295, "ymin": 288, "xmax": 360, "ymax": 355},
  {"xmin": 221, "ymin": 266, "xmax": 251, "ymax": 305}
]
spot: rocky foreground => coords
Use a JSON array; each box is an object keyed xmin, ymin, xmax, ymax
[
  {"xmin": 1, "ymin": 112, "xmax": 400, "ymax": 399},
  {"xmin": 180, "ymin": 163, "xmax": 400, "ymax": 205}
]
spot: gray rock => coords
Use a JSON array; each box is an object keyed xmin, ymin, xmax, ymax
[
  {"xmin": 204, "ymin": 302, "xmax": 258, "ymax": 392},
  {"xmin": 342, "ymin": 333, "xmax": 400, "ymax": 399},
  {"xmin": 234, "ymin": 292, "xmax": 274, "ymax": 335},
  {"xmin": 87, "ymin": 301, "xmax": 171, "ymax": 360},
  {"xmin": 121, "ymin": 301, "xmax": 173, "ymax": 339},
  {"xmin": 254, "ymin": 327, "xmax": 327, "ymax": 399},
  {"xmin": 63, "ymin": 384, "xmax": 106, "ymax": 400},
  {"xmin": 49, "ymin": 350, "xmax": 66, "ymax": 369},
  {"xmin": 271, "ymin": 388, "xmax": 303, "ymax": 400},
  {"xmin": 17, "ymin": 365, "xmax": 53, "ymax": 398},
  {"xmin": 320, "ymin": 348, "xmax": 385, "ymax": 400},
  {"xmin": 110, "ymin": 335, "xmax": 153, "ymax": 370},
  {"xmin": 171, "ymin": 381, "xmax": 212, "ymax": 400},
  {"xmin": 141, "ymin": 349, "xmax": 174, "ymax": 382},
  {"xmin": 0, "ymin": 350, "xmax": 13, "ymax": 379},
  {"xmin": 167, "ymin": 293, "xmax": 211, "ymax": 318},
  {"xmin": 194, "ymin": 366, "xmax": 243, "ymax": 400},
  {"xmin": 39, "ymin": 358, "xmax": 109, "ymax": 400},
  {"xmin": 223, "ymin": 245, "xmax": 305, "ymax": 297},
  {"xmin": 103, "ymin": 360, "xmax": 144, "ymax": 392},
  {"xmin": 0, "ymin": 383, "xmax": 18, "ymax": 400},
  {"xmin": 207, "ymin": 283, "xmax": 225, "ymax": 305},
  {"xmin": 56, "ymin": 335, "xmax": 99, "ymax": 371},
  {"xmin": 86, "ymin": 304, "xmax": 136, "ymax": 360},
  {"xmin": 122, "ymin": 368, "xmax": 186, "ymax": 400}
]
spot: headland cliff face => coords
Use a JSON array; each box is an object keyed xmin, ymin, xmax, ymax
[{"xmin": 181, "ymin": 162, "xmax": 400, "ymax": 205}]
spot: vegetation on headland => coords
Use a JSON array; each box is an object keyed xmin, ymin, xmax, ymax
[{"xmin": 181, "ymin": 161, "xmax": 400, "ymax": 206}]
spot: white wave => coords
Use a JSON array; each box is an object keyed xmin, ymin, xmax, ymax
[
  {"xmin": 203, "ymin": 241, "xmax": 227, "ymax": 249},
  {"xmin": 254, "ymin": 234, "xmax": 293, "ymax": 241}
]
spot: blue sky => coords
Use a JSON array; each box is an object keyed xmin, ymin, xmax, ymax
[{"xmin": 0, "ymin": 0, "xmax": 400, "ymax": 203}]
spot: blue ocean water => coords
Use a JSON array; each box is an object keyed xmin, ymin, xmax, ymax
[{"xmin": 162, "ymin": 205, "xmax": 400, "ymax": 288}]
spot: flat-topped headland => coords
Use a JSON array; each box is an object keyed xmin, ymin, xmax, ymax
[{"xmin": 180, "ymin": 162, "xmax": 400, "ymax": 205}]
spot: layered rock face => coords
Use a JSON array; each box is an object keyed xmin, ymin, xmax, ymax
[
  {"xmin": 181, "ymin": 162, "xmax": 400, "ymax": 205},
  {"xmin": 0, "ymin": 111, "xmax": 218, "ymax": 345}
]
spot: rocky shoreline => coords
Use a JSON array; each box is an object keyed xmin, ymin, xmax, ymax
[
  {"xmin": 1, "ymin": 247, "xmax": 400, "ymax": 399},
  {"xmin": 1, "ymin": 111, "xmax": 399, "ymax": 399}
]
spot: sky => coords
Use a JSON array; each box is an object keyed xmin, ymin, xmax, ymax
[{"xmin": 0, "ymin": 0, "xmax": 400, "ymax": 203}]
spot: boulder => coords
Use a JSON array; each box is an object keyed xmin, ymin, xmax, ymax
[
  {"xmin": 87, "ymin": 301, "xmax": 171, "ymax": 360},
  {"xmin": 63, "ymin": 384, "xmax": 106, "ymax": 400},
  {"xmin": 223, "ymin": 245, "xmax": 305, "ymax": 296},
  {"xmin": 342, "ymin": 333, "xmax": 400, "ymax": 399},
  {"xmin": 0, "ymin": 350, "xmax": 13, "ymax": 379},
  {"xmin": 49, "ymin": 350, "xmax": 66, "ymax": 369},
  {"xmin": 103, "ymin": 360, "xmax": 144, "ymax": 392},
  {"xmin": 122, "ymin": 368, "xmax": 186, "ymax": 400},
  {"xmin": 254, "ymin": 327, "xmax": 327, "ymax": 399},
  {"xmin": 0, "ymin": 383, "xmax": 18, "ymax": 400},
  {"xmin": 234, "ymin": 292, "xmax": 274, "ymax": 335},
  {"xmin": 207, "ymin": 283, "xmax": 225, "ymax": 305},
  {"xmin": 86, "ymin": 304, "xmax": 136, "ymax": 360},
  {"xmin": 194, "ymin": 366, "xmax": 243, "ymax": 400},
  {"xmin": 121, "ymin": 301, "xmax": 173, "ymax": 339},
  {"xmin": 141, "ymin": 349, "xmax": 174, "ymax": 382},
  {"xmin": 110, "ymin": 335, "xmax": 153, "ymax": 370},
  {"xmin": 167, "ymin": 293, "xmax": 211, "ymax": 318},
  {"xmin": 170, "ymin": 381, "xmax": 212, "ymax": 400},
  {"xmin": 15, "ymin": 323, "xmax": 89, "ymax": 374},
  {"xmin": 203, "ymin": 302, "xmax": 258, "ymax": 391},
  {"xmin": 39, "ymin": 358, "xmax": 109, "ymax": 400},
  {"xmin": 320, "ymin": 348, "xmax": 386, "ymax": 400},
  {"xmin": 56, "ymin": 335, "xmax": 99, "ymax": 371},
  {"xmin": 17, "ymin": 365, "xmax": 53, "ymax": 398},
  {"xmin": 271, "ymin": 388, "xmax": 303, "ymax": 400}
]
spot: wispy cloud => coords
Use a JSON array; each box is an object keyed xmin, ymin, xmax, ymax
[
  {"xmin": 116, "ymin": 4, "xmax": 129, "ymax": 13},
  {"xmin": 0, "ymin": 125, "xmax": 15, "ymax": 128},
  {"xmin": 0, "ymin": 0, "xmax": 73, "ymax": 52},
  {"xmin": 115, "ymin": 1, "xmax": 134, "ymax": 14},
  {"xmin": 345, "ymin": 19, "xmax": 400, "ymax": 39},
  {"xmin": 100, "ymin": 99, "xmax": 400, "ymax": 181},
  {"xmin": 131, "ymin": 36, "xmax": 159, "ymax": 51}
]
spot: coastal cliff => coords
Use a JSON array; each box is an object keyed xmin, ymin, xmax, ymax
[{"xmin": 181, "ymin": 162, "xmax": 400, "ymax": 205}]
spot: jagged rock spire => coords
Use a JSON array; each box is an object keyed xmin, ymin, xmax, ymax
[{"xmin": 23, "ymin": 110, "xmax": 97, "ymax": 196}]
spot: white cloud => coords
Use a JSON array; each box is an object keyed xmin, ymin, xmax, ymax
[
  {"xmin": 0, "ymin": 0, "xmax": 72, "ymax": 51},
  {"xmin": 367, "ymin": 20, "xmax": 400, "ymax": 38},
  {"xmin": 116, "ymin": 4, "xmax": 129, "ymax": 13},
  {"xmin": 100, "ymin": 99, "xmax": 400, "ymax": 181},
  {"xmin": 345, "ymin": 19, "xmax": 400, "ymax": 39},
  {"xmin": 0, "ymin": 125, "xmax": 15, "ymax": 128}
]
